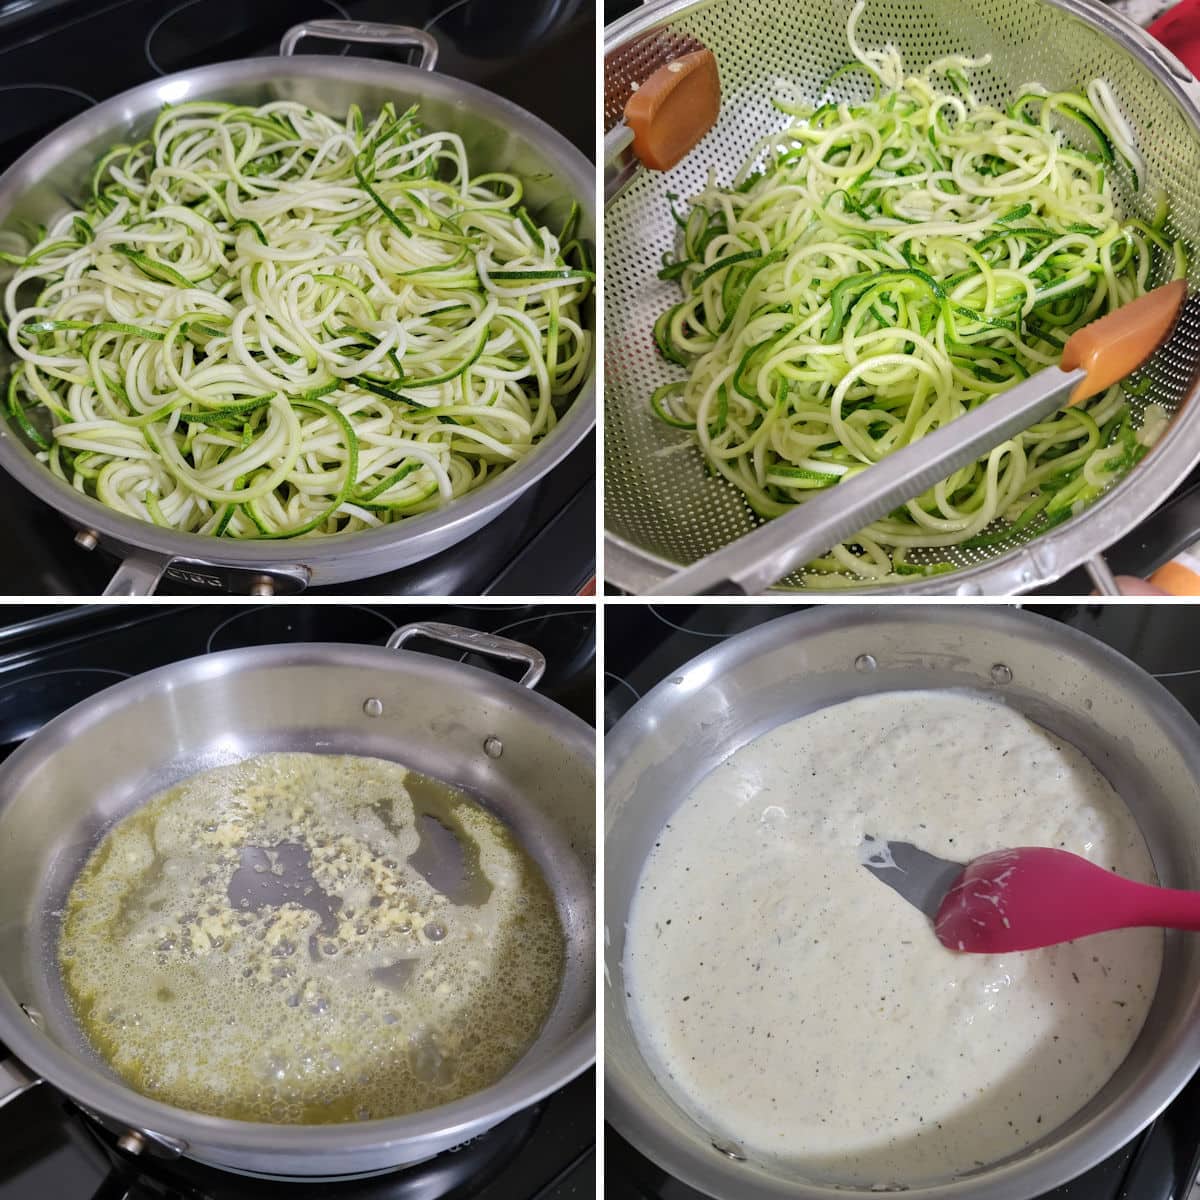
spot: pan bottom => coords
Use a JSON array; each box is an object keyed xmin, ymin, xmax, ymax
[{"xmin": 57, "ymin": 751, "xmax": 566, "ymax": 1126}]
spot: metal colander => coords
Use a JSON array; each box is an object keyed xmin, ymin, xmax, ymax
[{"xmin": 604, "ymin": 0, "xmax": 1200, "ymax": 594}]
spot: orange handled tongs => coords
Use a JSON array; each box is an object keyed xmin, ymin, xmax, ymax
[
  {"xmin": 604, "ymin": 36, "xmax": 721, "ymax": 203},
  {"xmin": 650, "ymin": 280, "xmax": 1189, "ymax": 595}
]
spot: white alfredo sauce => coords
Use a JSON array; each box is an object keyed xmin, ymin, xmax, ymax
[{"xmin": 623, "ymin": 690, "xmax": 1162, "ymax": 1186}]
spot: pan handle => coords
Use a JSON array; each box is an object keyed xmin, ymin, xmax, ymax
[
  {"xmin": 280, "ymin": 21, "xmax": 439, "ymax": 71},
  {"xmin": 103, "ymin": 553, "xmax": 168, "ymax": 596},
  {"xmin": 101, "ymin": 554, "xmax": 312, "ymax": 596},
  {"xmin": 0, "ymin": 1054, "xmax": 40, "ymax": 1109},
  {"xmin": 387, "ymin": 622, "xmax": 547, "ymax": 689}
]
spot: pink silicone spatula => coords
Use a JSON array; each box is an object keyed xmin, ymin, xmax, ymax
[{"xmin": 933, "ymin": 846, "xmax": 1200, "ymax": 953}]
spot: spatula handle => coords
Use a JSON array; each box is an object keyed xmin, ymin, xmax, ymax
[
  {"xmin": 1040, "ymin": 871, "xmax": 1200, "ymax": 938},
  {"xmin": 1124, "ymin": 881, "xmax": 1200, "ymax": 931}
]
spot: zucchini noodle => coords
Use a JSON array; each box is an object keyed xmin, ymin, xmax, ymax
[
  {"xmin": 3, "ymin": 100, "xmax": 592, "ymax": 537},
  {"xmin": 649, "ymin": 1, "xmax": 1184, "ymax": 585}
]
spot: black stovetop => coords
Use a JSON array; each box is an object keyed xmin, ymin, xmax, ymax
[
  {"xmin": 603, "ymin": 603, "xmax": 1200, "ymax": 1200},
  {"xmin": 0, "ymin": 0, "xmax": 595, "ymax": 597},
  {"xmin": 0, "ymin": 602, "xmax": 596, "ymax": 1200}
]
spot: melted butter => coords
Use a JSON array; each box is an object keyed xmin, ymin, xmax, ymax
[
  {"xmin": 624, "ymin": 691, "xmax": 1163, "ymax": 1186},
  {"xmin": 59, "ymin": 752, "xmax": 563, "ymax": 1124}
]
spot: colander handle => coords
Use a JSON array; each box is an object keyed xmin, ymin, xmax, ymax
[
  {"xmin": 280, "ymin": 21, "xmax": 439, "ymax": 71},
  {"xmin": 1137, "ymin": 18, "xmax": 1200, "ymax": 91},
  {"xmin": 1084, "ymin": 554, "xmax": 1121, "ymax": 596},
  {"xmin": 387, "ymin": 621, "xmax": 547, "ymax": 689},
  {"xmin": 605, "ymin": 125, "xmax": 638, "ymax": 205}
]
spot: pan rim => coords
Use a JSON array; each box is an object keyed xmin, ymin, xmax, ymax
[{"xmin": 0, "ymin": 54, "xmax": 596, "ymax": 573}]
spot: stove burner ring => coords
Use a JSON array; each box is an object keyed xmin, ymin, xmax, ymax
[
  {"xmin": 145, "ymin": 0, "xmax": 352, "ymax": 77},
  {"xmin": 490, "ymin": 608, "xmax": 593, "ymax": 639},
  {"xmin": 648, "ymin": 603, "xmax": 801, "ymax": 640},
  {"xmin": 0, "ymin": 667, "xmax": 130, "ymax": 748},
  {"xmin": 445, "ymin": 608, "xmax": 594, "ymax": 676},
  {"xmin": 0, "ymin": 83, "xmax": 97, "ymax": 162},
  {"xmin": 0, "ymin": 83, "xmax": 96, "ymax": 105},
  {"xmin": 603, "ymin": 671, "xmax": 643, "ymax": 733},
  {"xmin": 205, "ymin": 604, "xmax": 399, "ymax": 654}
]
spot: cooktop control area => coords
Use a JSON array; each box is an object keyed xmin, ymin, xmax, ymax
[
  {"xmin": 0, "ymin": 0, "xmax": 595, "ymax": 596},
  {"xmin": 603, "ymin": 603, "xmax": 1200, "ymax": 1200},
  {"xmin": 0, "ymin": 603, "xmax": 595, "ymax": 1200}
]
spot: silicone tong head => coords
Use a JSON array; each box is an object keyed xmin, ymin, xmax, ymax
[
  {"xmin": 623, "ymin": 48, "xmax": 720, "ymax": 172},
  {"xmin": 1061, "ymin": 278, "xmax": 1187, "ymax": 404}
]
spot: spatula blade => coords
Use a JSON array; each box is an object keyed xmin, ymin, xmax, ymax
[{"xmin": 859, "ymin": 836, "xmax": 965, "ymax": 922}]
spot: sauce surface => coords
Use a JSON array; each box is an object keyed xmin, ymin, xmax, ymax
[
  {"xmin": 624, "ymin": 691, "xmax": 1162, "ymax": 1185},
  {"xmin": 60, "ymin": 752, "xmax": 564, "ymax": 1123}
]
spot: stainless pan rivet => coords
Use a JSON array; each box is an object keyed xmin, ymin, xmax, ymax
[
  {"xmin": 74, "ymin": 529, "xmax": 99, "ymax": 551},
  {"xmin": 249, "ymin": 576, "xmax": 276, "ymax": 598},
  {"xmin": 990, "ymin": 664, "xmax": 1013, "ymax": 685},
  {"xmin": 117, "ymin": 1131, "xmax": 146, "ymax": 1156},
  {"xmin": 855, "ymin": 654, "xmax": 877, "ymax": 672},
  {"xmin": 483, "ymin": 736, "xmax": 503, "ymax": 758},
  {"xmin": 363, "ymin": 698, "xmax": 384, "ymax": 717},
  {"xmin": 711, "ymin": 1140, "xmax": 746, "ymax": 1161}
]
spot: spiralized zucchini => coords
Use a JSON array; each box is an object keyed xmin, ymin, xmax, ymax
[
  {"xmin": 3, "ymin": 100, "xmax": 592, "ymax": 537},
  {"xmin": 650, "ymin": 0, "xmax": 1183, "ymax": 584}
]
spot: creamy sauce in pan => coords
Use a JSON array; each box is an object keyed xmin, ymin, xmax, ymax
[
  {"xmin": 624, "ymin": 691, "xmax": 1161, "ymax": 1185},
  {"xmin": 59, "ymin": 753, "xmax": 564, "ymax": 1123}
]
